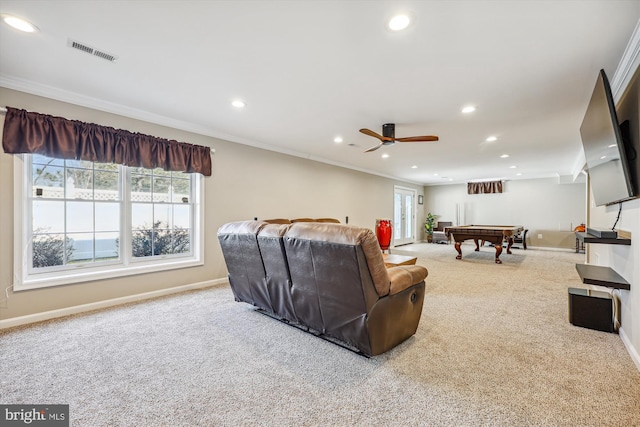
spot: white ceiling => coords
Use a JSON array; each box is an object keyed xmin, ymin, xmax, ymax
[{"xmin": 1, "ymin": 1, "xmax": 639, "ymax": 185}]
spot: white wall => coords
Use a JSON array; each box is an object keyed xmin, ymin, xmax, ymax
[
  {"xmin": 423, "ymin": 178, "xmax": 586, "ymax": 249},
  {"xmin": 587, "ymin": 63, "xmax": 640, "ymax": 369},
  {"xmin": 0, "ymin": 87, "xmax": 424, "ymax": 321}
]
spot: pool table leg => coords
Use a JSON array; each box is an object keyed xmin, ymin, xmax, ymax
[
  {"xmin": 455, "ymin": 242, "xmax": 462, "ymax": 260},
  {"xmin": 473, "ymin": 239, "xmax": 480, "ymax": 251},
  {"xmin": 506, "ymin": 237, "xmax": 514, "ymax": 254},
  {"xmin": 494, "ymin": 245, "xmax": 503, "ymax": 264}
]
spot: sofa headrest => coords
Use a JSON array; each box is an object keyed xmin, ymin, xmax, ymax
[
  {"xmin": 263, "ymin": 218, "xmax": 292, "ymax": 224},
  {"xmin": 217, "ymin": 220, "xmax": 267, "ymax": 236},
  {"xmin": 259, "ymin": 223, "xmax": 293, "ymax": 238}
]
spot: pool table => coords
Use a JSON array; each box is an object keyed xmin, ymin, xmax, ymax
[{"xmin": 445, "ymin": 225, "xmax": 524, "ymax": 264}]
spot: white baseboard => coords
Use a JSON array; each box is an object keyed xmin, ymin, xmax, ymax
[
  {"xmin": 0, "ymin": 278, "xmax": 228, "ymax": 330},
  {"xmin": 619, "ymin": 326, "xmax": 640, "ymax": 372}
]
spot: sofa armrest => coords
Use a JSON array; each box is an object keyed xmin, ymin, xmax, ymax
[{"xmin": 387, "ymin": 265, "xmax": 428, "ymax": 295}]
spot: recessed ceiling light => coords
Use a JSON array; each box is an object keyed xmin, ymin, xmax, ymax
[
  {"xmin": 411, "ymin": 165, "xmax": 418, "ymax": 169},
  {"xmin": 231, "ymin": 100, "xmax": 246, "ymax": 108},
  {"xmin": 1, "ymin": 14, "xmax": 38, "ymax": 33},
  {"xmin": 516, "ymin": 173, "xmax": 523, "ymax": 176},
  {"xmin": 500, "ymin": 154, "xmax": 509, "ymax": 158},
  {"xmin": 433, "ymin": 173, "xmax": 439, "ymax": 176},
  {"xmin": 486, "ymin": 136, "xmax": 497, "ymax": 142},
  {"xmin": 388, "ymin": 14, "xmax": 411, "ymax": 31},
  {"xmin": 509, "ymin": 165, "xmax": 517, "ymax": 169},
  {"xmin": 334, "ymin": 136, "xmax": 343, "ymax": 143},
  {"xmin": 461, "ymin": 105, "xmax": 476, "ymax": 114},
  {"xmin": 381, "ymin": 153, "xmax": 389, "ymax": 159}
]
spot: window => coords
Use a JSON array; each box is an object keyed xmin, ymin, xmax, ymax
[{"xmin": 15, "ymin": 154, "xmax": 203, "ymax": 290}]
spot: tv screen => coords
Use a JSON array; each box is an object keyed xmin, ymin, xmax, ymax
[{"xmin": 580, "ymin": 69, "xmax": 636, "ymax": 206}]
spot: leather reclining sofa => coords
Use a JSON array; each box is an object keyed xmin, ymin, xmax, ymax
[{"xmin": 217, "ymin": 220, "xmax": 428, "ymax": 356}]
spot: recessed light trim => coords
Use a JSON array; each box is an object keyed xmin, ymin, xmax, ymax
[
  {"xmin": 1, "ymin": 14, "xmax": 38, "ymax": 33},
  {"xmin": 461, "ymin": 105, "xmax": 476, "ymax": 114},
  {"xmin": 486, "ymin": 136, "xmax": 497, "ymax": 142},
  {"xmin": 500, "ymin": 154, "xmax": 509, "ymax": 158},
  {"xmin": 231, "ymin": 100, "xmax": 246, "ymax": 108},
  {"xmin": 411, "ymin": 165, "xmax": 418, "ymax": 169},
  {"xmin": 388, "ymin": 14, "xmax": 411, "ymax": 31},
  {"xmin": 381, "ymin": 153, "xmax": 390, "ymax": 159},
  {"xmin": 334, "ymin": 136, "xmax": 343, "ymax": 143}
]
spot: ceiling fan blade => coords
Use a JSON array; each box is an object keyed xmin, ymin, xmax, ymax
[
  {"xmin": 395, "ymin": 135, "xmax": 439, "ymax": 142},
  {"xmin": 359, "ymin": 128, "xmax": 393, "ymax": 142},
  {"xmin": 365, "ymin": 142, "xmax": 384, "ymax": 152}
]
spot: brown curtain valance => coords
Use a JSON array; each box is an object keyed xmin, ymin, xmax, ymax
[
  {"xmin": 467, "ymin": 180, "xmax": 503, "ymax": 194},
  {"xmin": 2, "ymin": 107, "xmax": 212, "ymax": 176}
]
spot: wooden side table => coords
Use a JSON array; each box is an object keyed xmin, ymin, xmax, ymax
[{"xmin": 382, "ymin": 254, "xmax": 418, "ymax": 268}]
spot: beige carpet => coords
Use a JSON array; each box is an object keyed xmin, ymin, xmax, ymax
[{"xmin": 1, "ymin": 243, "xmax": 639, "ymax": 426}]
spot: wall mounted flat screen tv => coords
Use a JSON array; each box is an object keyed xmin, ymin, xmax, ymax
[{"xmin": 580, "ymin": 69, "xmax": 636, "ymax": 206}]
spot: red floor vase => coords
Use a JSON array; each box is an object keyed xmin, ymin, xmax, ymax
[{"xmin": 376, "ymin": 219, "xmax": 392, "ymax": 253}]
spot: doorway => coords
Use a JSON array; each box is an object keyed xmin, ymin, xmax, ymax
[{"xmin": 393, "ymin": 186, "xmax": 416, "ymax": 247}]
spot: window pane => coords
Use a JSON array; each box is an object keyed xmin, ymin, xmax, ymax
[
  {"xmin": 65, "ymin": 159, "xmax": 93, "ymax": 169},
  {"xmin": 172, "ymin": 178, "xmax": 190, "ymax": 203},
  {"xmin": 33, "ymin": 165, "xmax": 64, "ymax": 198},
  {"xmin": 32, "ymin": 233, "xmax": 67, "ymax": 268},
  {"xmin": 173, "ymin": 205, "xmax": 190, "ymax": 228},
  {"xmin": 132, "ymin": 203, "xmax": 153, "ymax": 229},
  {"xmin": 153, "ymin": 168, "xmax": 171, "ymax": 177},
  {"xmin": 68, "ymin": 232, "xmax": 94, "ymax": 262},
  {"xmin": 132, "ymin": 228, "xmax": 153, "ymax": 258},
  {"xmin": 171, "ymin": 229, "xmax": 191, "ymax": 254},
  {"xmin": 67, "ymin": 202, "xmax": 94, "ymax": 233},
  {"xmin": 66, "ymin": 168, "xmax": 93, "ymax": 200},
  {"xmin": 154, "ymin": 205, "xmax": 171, "ymax": 229},
  {"xmin": 131, "ymin": 174, "xmax": 151, "ymax": 202},
  {"xmin": 95, "ymin": 231, "xmax": 119, "ymax": 261},
  {"xmin": 95, "ymin": 202, "xmax": 120, "ymax": 232},
  {"xmin": 33, "ymin": 200, "xmax": 64, "ymax": 233},
  {"xmin": 94, "ymin": 170, "xmax": 119, "ymax": 201},
  {"xmin": 152, "ymin": 177, "xmax": 170, "ymax": 202},
  {"xmin": 32, "ymin": 154, "xmax": 64, "ymax": 167},
  {"xmin": 94, "ymin": 163, "xmax": 119, "ymax": 172}
]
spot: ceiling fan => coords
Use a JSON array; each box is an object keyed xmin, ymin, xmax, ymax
[{"xmin": 359, "ymin": 123, "xmax": 439, "ymax": 152}]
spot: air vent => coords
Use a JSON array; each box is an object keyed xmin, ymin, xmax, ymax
[{"xmin": 67, "ymin": 39, "xmax": 118, "ymax": 62}]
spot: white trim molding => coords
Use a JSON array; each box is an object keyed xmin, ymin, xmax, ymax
[
  {"xmin": 0, "ymin": 278, "xmax": 228, "ymax": 330},
  {"xmin": 611, "ymin": 18, "xmax": 640, "ymax": 103},
  {"xmin": 620, "ymin": 326, "xmax": 640, "ymax": 372}
]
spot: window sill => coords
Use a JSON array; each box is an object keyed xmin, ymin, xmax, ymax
[{"xmin": 15, "ymin": 257, "xmax": 204, "ymax": 291}]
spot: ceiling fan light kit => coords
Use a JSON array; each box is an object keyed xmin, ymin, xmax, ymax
[{"xmin": 360, "ymin": 123, "xmax": 439, "ymax": 152}]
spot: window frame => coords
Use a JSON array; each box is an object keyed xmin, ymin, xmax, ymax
[{"xmin": 13, "ymin": 154, "xmax": 204, "ymax": 291}]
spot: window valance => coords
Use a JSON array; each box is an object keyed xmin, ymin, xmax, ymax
[
  {"xmin": 2, "ymin": 107, "xmax": 212, "ymax": 176},
  {"xmin": 467, "ymin": 180, "xmax": 503, "ymax": 194}
]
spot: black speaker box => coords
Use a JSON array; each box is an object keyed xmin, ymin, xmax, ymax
[{"xmin": 568, "ymin": 287, "xmax": 614, "ymax": 333}]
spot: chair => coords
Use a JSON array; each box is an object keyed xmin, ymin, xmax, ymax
[
  {"xmin": 432, "ymin": 221, "xmax": 452, "ymax": 244},
  {"xmin": 512, "ymin": 229, "xmax": 528, "ymax": 250}
]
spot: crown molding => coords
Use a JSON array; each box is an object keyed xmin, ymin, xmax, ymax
[{"xmin": 611, "ymin": 18, "xmax": 640, "ymax": 103}]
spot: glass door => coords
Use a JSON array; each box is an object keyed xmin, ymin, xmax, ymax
[{"xmin": 393, "ymin": 187, "xmax": 416, "ymax": 247}]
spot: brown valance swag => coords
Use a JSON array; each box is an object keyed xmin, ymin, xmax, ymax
[
  {"xmin": 2, "ymin": 107, "xmax": 212, "ymax": 176},
  {"xmin": 467, "ymin": 180, "xmax": 503, "ymax": 194}
]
